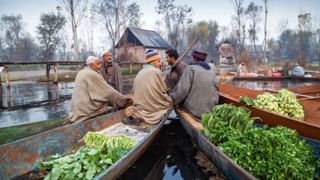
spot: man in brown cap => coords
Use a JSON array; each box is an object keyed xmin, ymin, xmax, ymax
[
  {"xmin": 100, "ymin": 51, "xmax": 123, "ymax": 93},
  {"xmin": 169, "ymin": 50, "xmax": 219, "ymax": 118}
]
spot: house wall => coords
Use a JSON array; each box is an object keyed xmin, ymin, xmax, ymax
[{"xmin": 117, "ymin": 45, "xmax": 167, "ymax": 64}]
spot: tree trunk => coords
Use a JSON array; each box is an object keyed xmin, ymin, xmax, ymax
[
  {"xmin": 263, "ymin": 0, "xmax": 268, "ymax": 62},
  {"xmin": 70, "ymin": 0, "xmax": 80, "ymax": 61}
]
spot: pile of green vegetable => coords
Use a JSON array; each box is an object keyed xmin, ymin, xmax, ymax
[
  {"xmin": 219, "ymin": 127, "xmax": 319, "ymax": 179},
  {"xmin": 201, "ymin": 104, "xmax": 319, "ymax": 179},
  {"xmin": 240, "ymin": 89, "xmax": 304, "ymax": 120},
  {"xmin": 39, "ymin": 132, "xmax": 136, "ymax": 180},
  {"xmin": 201, "ymin": 104, "xmax": 256, "ymax": 144}
]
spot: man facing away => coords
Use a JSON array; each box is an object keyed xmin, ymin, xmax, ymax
[
  {"xmin": 164, "ymin": 48, "xmax": 187, "ymax": 92},
  {"xmin": 100, "ymin": 51, "xmax": 123, "ymax": 93},
  {"xmin": 291, "ymin": 63, "xmax": 305, "ymax": 77},
  {"xmin": 64, "ymin": 56, "xmax": 130, "ymax": 124},
  {"xmin": 170, "ymin": 50, "xmax": 219, "ymax": 119},
  {"xmin": 124, "ymin": 50, "xmax": 172, "ymax": 125}
]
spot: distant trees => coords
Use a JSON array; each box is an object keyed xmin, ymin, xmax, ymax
[
  {"xmin": 0, "ymin": 14, "xmax": 40, "ymax": 61},
  {"xmin": 59, "ymin": 0, "xmax": 88, "ymax": 61},
  {"xmin": 186, "ymin": 20, "xmax": 219, "ymax": 62},
  {"xmin": 37, "ymin": 13, "xmax": 66, "ymax": 61},
  {"xmin": 156, "ymin": 0, "xmax": 192, "ymax": 50},
  {"xmin": 91, "ymin": 0, "xmax": 143, "ymax": 57}
]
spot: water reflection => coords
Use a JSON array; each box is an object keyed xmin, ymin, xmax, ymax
[
  {"xmin": 120, "ymin": 120, "xmax": 225, "ymax": 180},
  {"xmin": 0, "ymin": 82, "xmax": 74, "ymax": 108},
  {"xmin": 0, "ymin": 82, "xmax": 74, "ymax": 128},
  {"xmin": 231, "ymin": 80, "xmax": 320, "ymax": 90},
  {"xmin": 0, "ymin": 100, "xmax": 70, "ymax": 128}
]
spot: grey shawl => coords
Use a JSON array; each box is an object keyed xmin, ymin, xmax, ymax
[{"xmin": 170, "ymin": 65, "xmax": 219, "ymax": 118}]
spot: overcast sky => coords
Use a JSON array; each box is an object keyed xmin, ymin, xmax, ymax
[{"xmin": 0, "ymin": 0, "xmax": 319, "ymax": 51}]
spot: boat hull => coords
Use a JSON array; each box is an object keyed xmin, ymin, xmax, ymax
[{"xmin": 0, "ymin": 110, "xmax": 168, "ymax": 179}]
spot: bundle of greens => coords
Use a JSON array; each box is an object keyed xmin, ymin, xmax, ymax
[
  {"xmin": 239, "ymin": 89, "xmax": 304, "ymax": 120},
  {"xmin": 39, "ymin": 132, "xmax": 136, "ymax": 180},
  {"xmin": 201, "ymin": 104, "xmax": 256, "ymax": 144},
  {"xmin": 219, "ymin": 126, "xmax": 320, "ymax": 179}
]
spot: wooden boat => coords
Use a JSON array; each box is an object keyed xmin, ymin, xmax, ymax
[
  {"xmin": 286, "ymin": 85, "xmax": 320, "ymax": 97},
  {"xmin": 233, "ymin": 76, "xmax": 320, "ymax": 81},
  {"xmin": 219, "ymin": 84, "xmax": 320, "ymax": 140},
  {"xmin": 0, "ymin": 110, "xmax": 169, "ymax": 179},
  {"xmin": 176, "ymin": 108, "xmax": 320, "ymax": 180}
]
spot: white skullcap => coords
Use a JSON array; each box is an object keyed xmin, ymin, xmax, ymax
[
  {"xmin": 86, "ymin": 56, "xmax": 98, "ymax": 65},
  {"xmin": 101, "ymin": 50, "xmax": 110, "ymax": 58}
]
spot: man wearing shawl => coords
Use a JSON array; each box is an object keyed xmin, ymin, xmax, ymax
[
  {"xmin": 124, "ymin": 50, "xmax": 172, "ymax": 125},
  {"xmin": 170, "ymin": 50, "xmax": 219, "ymax": 119},
  {"xmin": 65, "ymin": 56, "xmax": 129, "ymax": 124},
  {"xmin": 100, "ymin": 51, "xmax": 123, "ymax": 93}
]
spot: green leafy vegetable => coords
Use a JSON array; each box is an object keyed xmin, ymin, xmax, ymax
[{"xmin": 39, "ymin": 133, "xmax": 137, "ymax": 180}]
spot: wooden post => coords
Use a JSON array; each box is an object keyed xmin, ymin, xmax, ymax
[
  {"xmin": 4, "ymin": 66, "xmax": 10, "ymax": 88},
  {"xmin": 6, "ymin": 86, "xmax": 11, "ymax": 108},
  {"xmin": 129, "ymin": 63, "xmax": 132, "ymax": 74},
  {"xmin": 0, "ymin": 84, "xmax": 3, "ymax": 109},
  {"xmin": 0, "ymin": 69, "xmax": 2, "ymax": 88},
  {"xmin": 46, "ymin": 64, "xmax": 51, "ymax": 82},
  {"xmin": 54, "ymin": 64, "xmax": 58, "ymax": 84}
]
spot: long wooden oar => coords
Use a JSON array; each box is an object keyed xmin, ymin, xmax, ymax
[{"xmin": 171, "ymin": 36, "xmax": 199, "ymax": 70}]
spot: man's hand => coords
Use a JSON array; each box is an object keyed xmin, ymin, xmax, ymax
[{"xmin": 124, "ymin": 97, "xmax": 133, "ymax": 107}]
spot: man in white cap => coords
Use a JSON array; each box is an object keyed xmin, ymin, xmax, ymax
[
  {"xmin": 100, "ymin": 51, "xmax": 123, "ymax": 93},
  {"xmin": 64, "ymin": 56, "xmax": 130, "ymax": 124}
]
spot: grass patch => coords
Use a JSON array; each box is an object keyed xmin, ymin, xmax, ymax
[
  {"xmin": 6, "ymin": 64, "xmax": 42, "ymax": 71},
  {"xmin": 37, "ymin": 72, "xmax": 79, "ymax": 82},
  {"xmin": 121, "ymin": 64, "xmax": 141, "ymax": 75},
  {"xmin": 1, "ymin": 75, "xmax": 28, "ymax": 82}
]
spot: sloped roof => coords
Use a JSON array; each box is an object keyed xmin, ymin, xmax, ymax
[{"xmin": 115, "ymin": 27, "xmax": 171, "ymax": 49}]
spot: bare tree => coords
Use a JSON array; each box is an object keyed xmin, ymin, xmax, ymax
[
  {"xmin": 37, "ymin": 13, "xmax": 66, "ymax": 61},
  {"xmin": 262, "ymin": 0, "xmax": 268, "ymax": 62},
  {"xmin": 156, "ymin": 0, "xmax": 192, "ymax": 50},
  {"xmin": 92, "ymin": 0, "xmax": 142, "ymax": 57},
  {"xmin": 231, "ymin": 0, "xmax": 246, "ymax": 57},
  {"xmin": 0, "ymin": 14, "xmax": 23, "ymax": 59},
  {"xmin": 127, "ymin": 2, "xmax": 143, "ymax": 27},
  {"xmin": 245, "ymin": 1, "xmax": 262, "ymax": 56},
  {"xmin": 59, "ymin": 0, "xmax": 88, "ymax": 61}
]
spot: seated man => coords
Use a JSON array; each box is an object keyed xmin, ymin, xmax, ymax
[
  {"xmin": 237, "ymin": 61, "xmax": 248, "ymax": 77},
  {"xmin": 291, "ymin": 63, "xmax": 305, "ymax": 77},
  {"xmin": 65, "ymin": 56, "xmax": 129, "ymax": 124},
  {"xmin": 170, "ymin": 50, "xmax": 219, "ymax": 119},
  {"xmin": 125, "ymin": 50, "xmax": 172, "ymax": 125}
]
